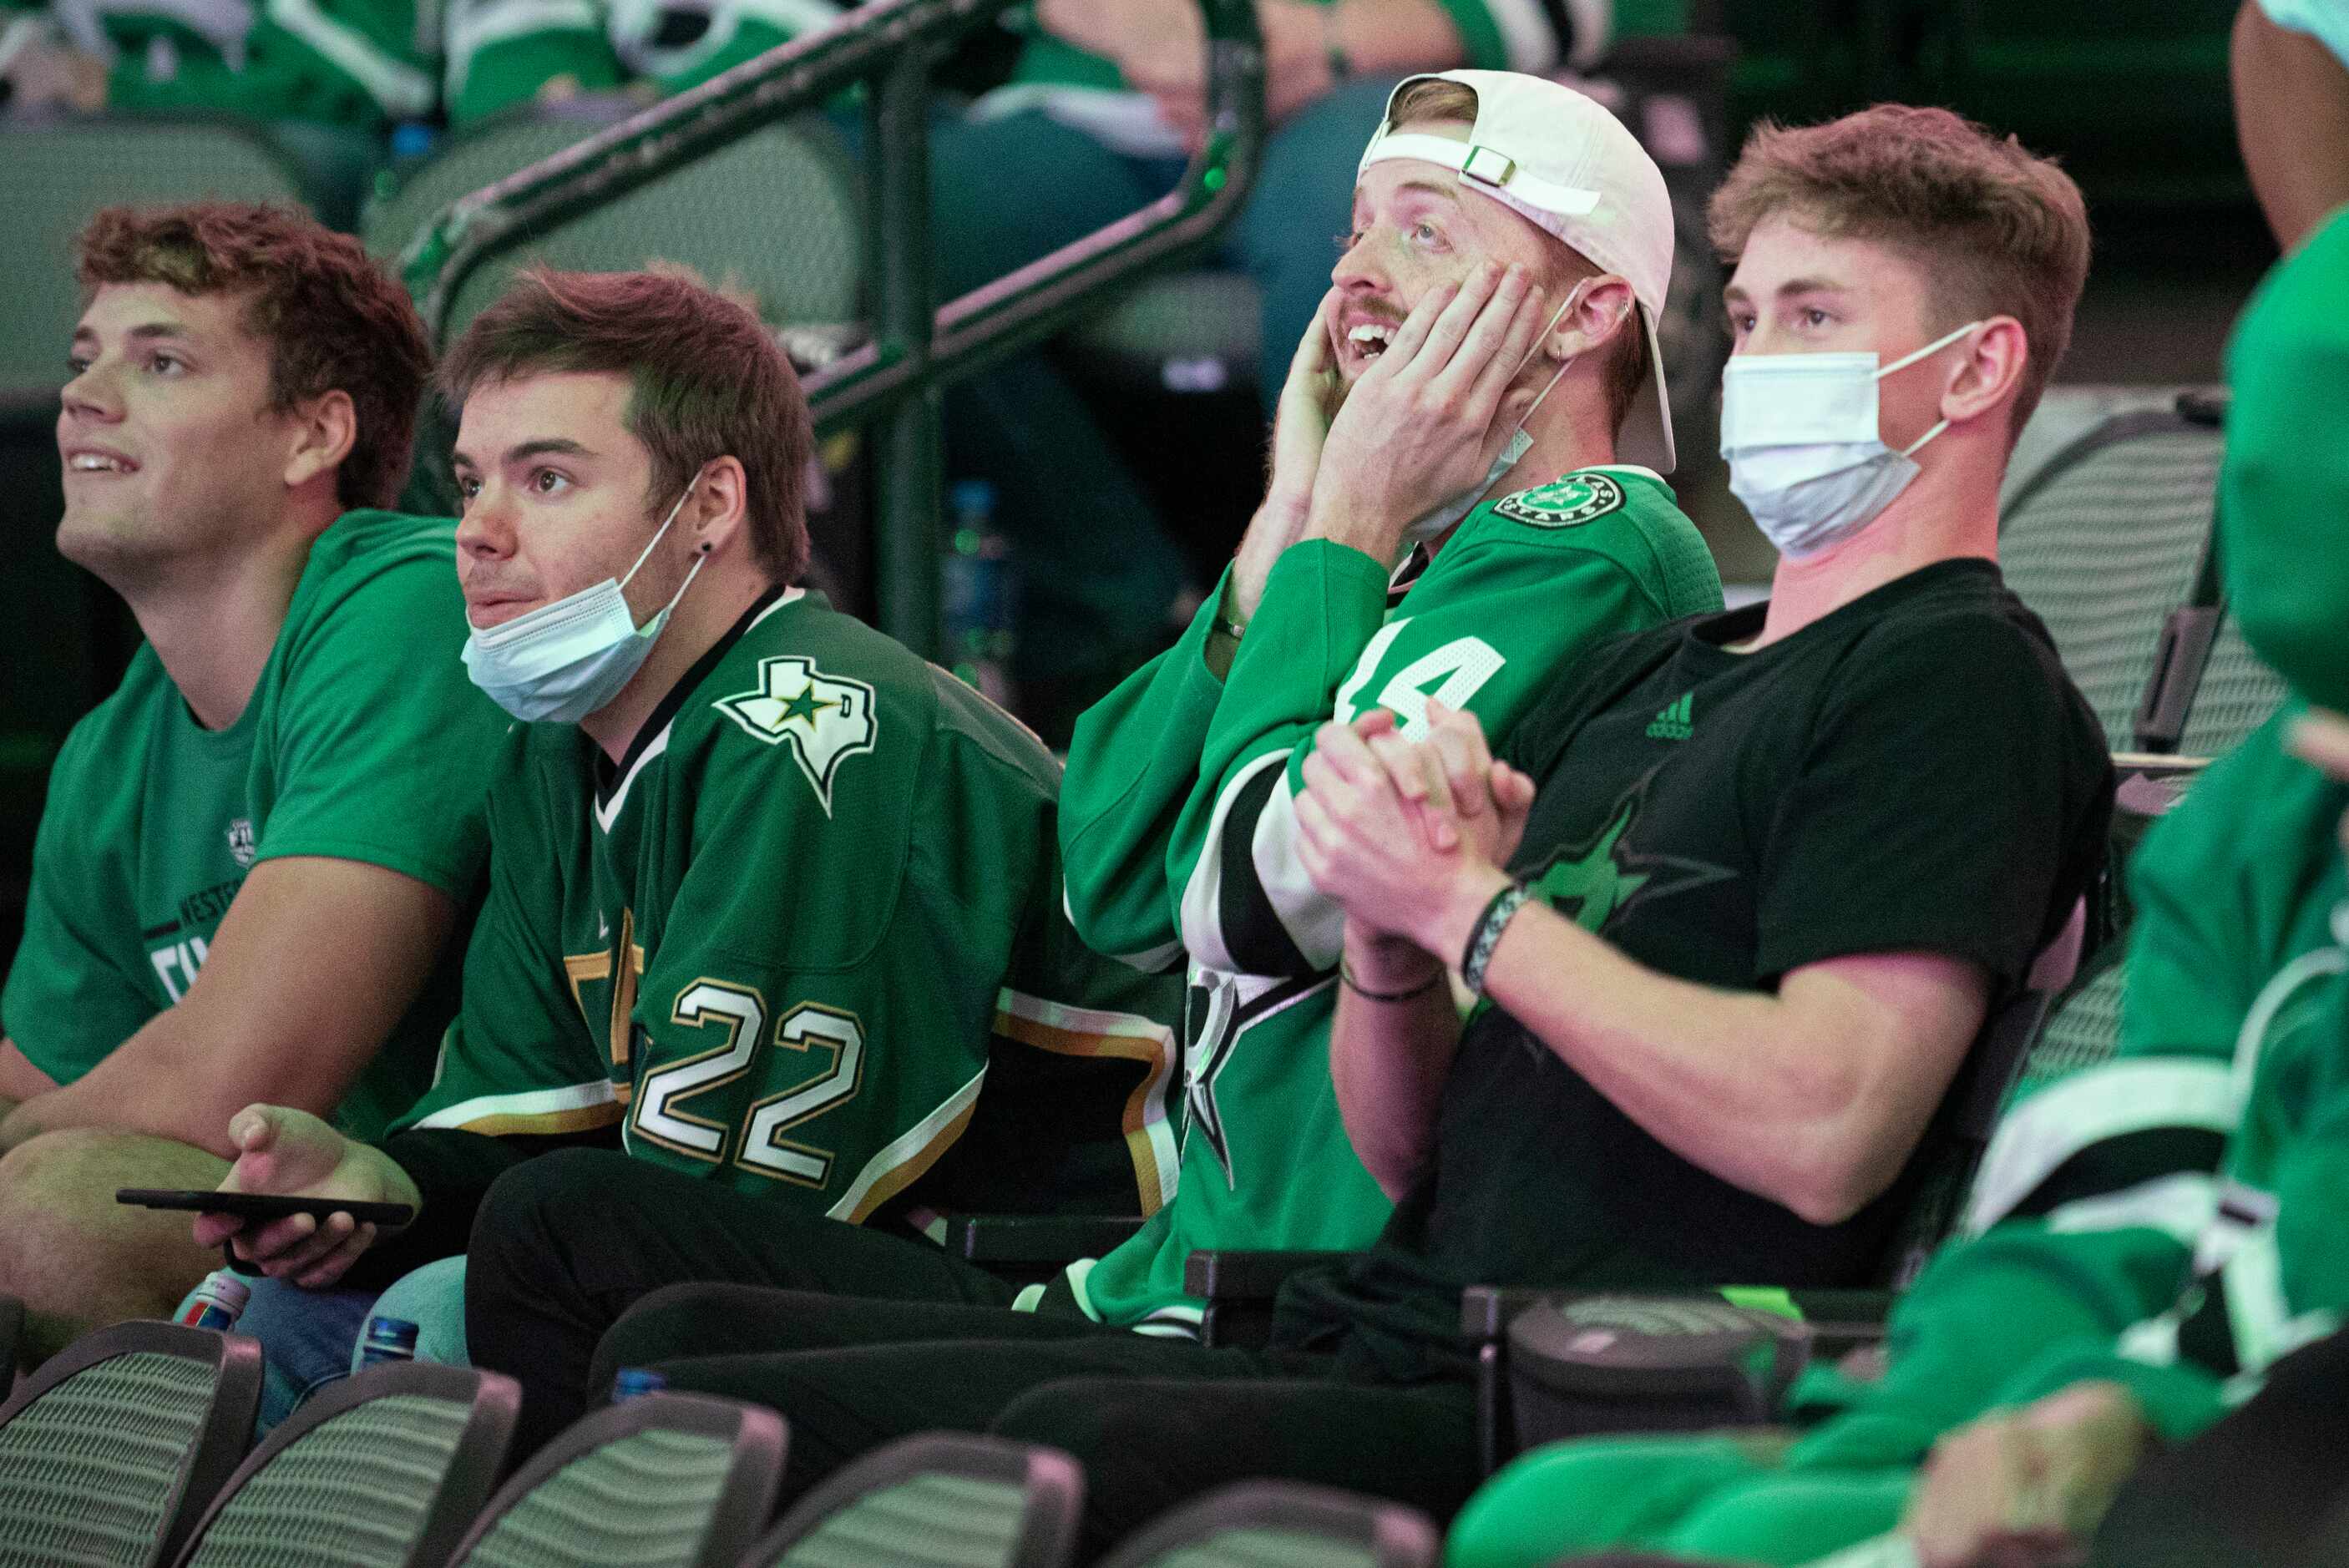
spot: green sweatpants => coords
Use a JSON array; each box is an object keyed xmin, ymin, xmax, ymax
[{"xmin": 1443, "ymin": 1432, "xmax": 1912, "ymax": 1567}]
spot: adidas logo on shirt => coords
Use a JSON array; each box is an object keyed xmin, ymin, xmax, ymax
[{"xmin": 1646, "ymin": 692, "xmax": 1694, "ymax": 741}]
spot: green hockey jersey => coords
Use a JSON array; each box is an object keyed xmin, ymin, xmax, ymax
[
  {"xmin": 393, "ymin": 585, "xmax": 1180, "ymax": 1224},
  {"xmin": 441, "ymin": 0, "xmax": 840, "ymax": 125},
  {"xmin": 1, "ymin": 510, "xmax": 499, "ymax": 1139},
  {"xmin": 1787, "ymin": 710, "xmax": 2349, "ymax": 1468},
  {"xmin": 24, "ymin": 0, "xmax": 435, "ymax": 125},
  {"xmin": 1060, "ymin": 468, "xmax": 1722, "ymax": 1329}
]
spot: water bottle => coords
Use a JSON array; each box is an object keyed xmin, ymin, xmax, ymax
[
  {"xmin": 610, "ymin": 1366, "xmax": 669, "ymax": 1402},
  {"xmin": 358, "ymin": 1314, "xmax": 420, "ymax": 1368},
  {"xmin": 177, "ymin": 1270, "xmax": 251, "ymax": 1333},
  {"xmin": 941, "ymin": 479, "xmax": 1016, "ymax": 709}
]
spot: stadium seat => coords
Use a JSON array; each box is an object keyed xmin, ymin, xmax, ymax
[
  {"xmin": 169, "ymin": 1361, "xmax": 520, "ymax": 1568},
  {"xmin": 359, "ymin": 95, "xmax": 862, "ymax": 349},
  {"xmin": 740, "ymin": 1432, "xmax": 1081, "ymax": 1568},
  {"xmin": 0, "ymin": 1320, "xmax": 262, "ymax": 1568},
  {"xmin": 441, "ymin": 1391, "xmax": 783, "ymax": 1568},
  {"xmin": 1093, "ymin": 1480, "xmax": 1440, "ymax": 1568},
  {"xmin": 1997, "ymin": 389, "xmax": 2231, "ymax": 751},
  {"xmin": 0, "ymin": 115, "xmax": 309, "ymax": 410}
]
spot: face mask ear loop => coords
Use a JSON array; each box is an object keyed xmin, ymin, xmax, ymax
[
  {"xmin": 1875, "ymin": 319, "xmax": 1985, "ymax": 381},
  {"xmin": 1512, "ymin": 281, "xmax": 1599, "ymax": 427},
  {"xmin": 1898, "ymin": 417, "xmax": 1952, "ymax": 459},
  {"xmin": 619, "ymin": 476, "xmax": 701, "ymax": 592}
]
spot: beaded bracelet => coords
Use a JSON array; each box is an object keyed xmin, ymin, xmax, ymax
[
  {"xmin": 1460, "ymin": 880, "xmax": 1532, "ymax": 997},
  {"xmin": 1338, "ymin": 959, "xmax": 1445, "ymax": 1004}
]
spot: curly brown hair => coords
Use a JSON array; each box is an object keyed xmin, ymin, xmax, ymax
[
  {"xmin": 1708, "ymin": 106, "xmax": 2091, "ymax": 437},
  {"xmin": 76, "ymin": 202, "xmax": 433, "ymax": 511},
  {"xmin": 439, "ymin": 267, "xmax": 812, "ymax": 584}
]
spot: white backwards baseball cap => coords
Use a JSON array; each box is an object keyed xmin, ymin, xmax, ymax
[{"xmin": 1359, "ymin": 69, "xmax": 1678, "ymax": 472}]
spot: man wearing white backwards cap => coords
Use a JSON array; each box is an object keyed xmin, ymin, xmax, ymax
[{"xmin": 1050, "ymin": 68, "xmax": 1722, "ymax": 1339}]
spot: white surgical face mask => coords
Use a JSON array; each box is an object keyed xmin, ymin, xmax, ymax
[
  {"xmin": 1719, "ymin": 319, "xmax": 1982, "ymax": 559},
  {"xmin": 462, "ymin": 479, "xmax": 707, "ymax": 724},
  {"xmin": 1400, "ymin": 282, "xmax": 1589, "ymax": 547}
]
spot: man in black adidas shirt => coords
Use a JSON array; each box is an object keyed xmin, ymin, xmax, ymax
[
  {"xmin": 570, "ymin": 105, "xmax": 2114, "ymax": 1550},
  {"xmin": 1288, "ymin": 104, "xmax": 2114, "ymax": 1388}
]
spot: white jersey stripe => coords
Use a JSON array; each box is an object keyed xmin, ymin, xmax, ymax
[
  {"xmin": 1965, "ymin": 1057, "xmax": 2236, "ymax": 1235},
  {"xmin": 1178, "ymin": 748, "xmax": 1292, "ymax": 974},
  {"xmin": 1250, "ymin": 774, "xmax": 1344, "ymax": 971},
  {"xmin": 827, "ymin": 1065, "xmax": 986, "ymax": 1224},
  {"xmin": 407, "ymin": 1079, "xmax": 618, "ymax": 1133}
]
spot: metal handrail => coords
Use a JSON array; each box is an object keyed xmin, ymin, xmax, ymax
[{"xmin": 401, "ymin": 0, "xmax": 1265, "ymax": 652}]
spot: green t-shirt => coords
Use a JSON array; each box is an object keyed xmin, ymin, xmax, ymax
[
  {"xmin": 1060, "ymin": 468, "xmax": 1722, "ymax": 1329},
  {"xmin": 1, "ymin": 510, "xmax": 501, "ymax": 1139},
  {"xmin": 394, "ymin": 586, "xmax": 1182, "ymax": 1221}
]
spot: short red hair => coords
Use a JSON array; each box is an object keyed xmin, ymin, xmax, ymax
[{"xmin": 77, "ymin": 202, "xmax": 433, "ymax": 510}]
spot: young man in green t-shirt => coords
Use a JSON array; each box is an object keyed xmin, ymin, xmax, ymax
[{"xmin": 0, "ymin": 202, "xmax": 504, "ymax": 1364}]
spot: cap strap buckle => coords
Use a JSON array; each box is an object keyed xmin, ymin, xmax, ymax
[{"xmin": 1461, "ymin": 144, "xmax": 1516, "ymax": 190}]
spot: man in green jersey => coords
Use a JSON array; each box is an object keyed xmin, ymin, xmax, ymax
[
  {"xmin": 0, "ymin": 201, "xmax": 500, "ymax": 1364},
  {"xmin": 200, "ymin": 266, "xmax": 1179, "ymax": 1439},
  {"xmin": 1056, "ymin": 67, "xmax": 1719, "ymax": 1337}
]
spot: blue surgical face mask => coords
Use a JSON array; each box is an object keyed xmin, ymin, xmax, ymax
[
  {"xmin": 462, "ymin": 480, "xmax": 706, "ymax": 724},
  {"xmin": 1719, "ymin": 319, "xmax": 1983, "ymax": 559}
]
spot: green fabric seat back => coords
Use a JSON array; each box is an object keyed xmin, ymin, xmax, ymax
[
  {"xmin": 0, "ymin": 119, "xmax": 305, "ymax": 402},
  {"xmin": 1998, "ymin": 406, "xmax": 2226, "ymax": 750},
  {"xmin": 0, "ymin": 1350, "xmax": 221, "ymax": 1567},
  {"xmin": 361, "ymin": 98, "xmax": 860, "ymax": 346},
  {"xmin": 458, "ymin": 1428, "xmax": 738, "ymax": 1568},
  {"xmin": 181, "ymin": 1393, "xmax": 473, "ymax": 1568},
  {"xmin": 1142, "ymin": 1531, "xmax": 1378, "ymax": 1568},
  {"xmin": 770, "ymin": 1472, "xmax": 1031, "ymax": 1568}
]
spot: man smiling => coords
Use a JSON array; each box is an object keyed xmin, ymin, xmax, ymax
[{"xmin": 0, "ymin": 201, "xmax": 499, "ymax": 1365}]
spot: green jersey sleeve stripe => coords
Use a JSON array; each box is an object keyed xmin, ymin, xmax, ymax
[
  {"xmin": 1178, "ymin": 749, "xmax": 1315, "ymax": 978},
  {"xmin": 1964, "ymin": 1057, "xmax": 2237, "ymax": 1234},
  {"xmin": 996, "ymin": 988, "xmax": 1181, "ymax": 1215},
  {"xmin": 827, "ymin": 1065, "xmax": 987, "ymax": 1224},
  {"xmin": 403, "ymin": 1080, "xmax": 620, "ymax": 1135}
]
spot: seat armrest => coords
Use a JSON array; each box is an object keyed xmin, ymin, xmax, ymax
[
  {"xmin": 943, "ymin": 1214, "xmax": 1145, "ymax": 1267},
  {"xmin": 1182, "ymin": 1250, "xmax": 1354, "ymax": 1302},
  {"xmin": 1461, "ymin": 1286, "xmax": 1893, "ymax": 1347}
]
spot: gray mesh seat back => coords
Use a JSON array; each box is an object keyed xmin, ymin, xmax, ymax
[
  {"xmin": 0, "ymin": 118, "xmax": 306, "ymax": 402},
  {"xmin": 758, "ymin": 1432, "xmax": 1081, "ymax": 1568},
  {"xmin": 1997, "ymin": 405, "xmax": 2226, "ymax": 751},
  {"xmin": 361, "ymin": 97, "xmax": 862, "ymax": 347},
  {"xmin": 1095, "ymin": 1482, "xmax": 1438, "ymax": 1568},
  {"xmin": 447, "ymin": 1392, "xmax": 783, "ymax": 1568},
  {"xmin": 0, "ymin": 1321, "xmax": 261, "ymax": 1568},
  {"xmin": 174, "ymin": 1361, "xmax": 519, "ymax": 1568},
  {"xmin": 2177, "ymin": 612, "xmax": 2287, "ymax": 761}
]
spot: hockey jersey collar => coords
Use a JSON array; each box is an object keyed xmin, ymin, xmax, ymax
[{"xmin": 594, "ymin": 583, "xmax": 797, "ymax": 809}]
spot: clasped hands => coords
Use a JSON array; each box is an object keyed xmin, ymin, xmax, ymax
[{"xmin": 1294, "ymin": 698, "xmax": 1535, "ymax": 969}]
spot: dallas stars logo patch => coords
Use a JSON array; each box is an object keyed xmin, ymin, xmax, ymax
[
  {"xmin": 1493, "ymin": 471, "xmax": 1625, "ymax": 529},
  {"xmin": 713, "ymin": 655, "xmax": 877, "ymax": 816},
  {"xmin": 1531, "ymin": 771, "xmax": 1729, "ymax": 935}
]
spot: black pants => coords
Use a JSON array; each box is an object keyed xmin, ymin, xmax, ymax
[
  {"xmin": 465, "ymin": 1149, "xmax": 1026, "ymax": 1454},
  {"xmin": 2090, "ymin": 1325, "xmax": 2349, "ymax": 1568},
  {"xmin": 605, "ymin": 1285, "xmax": 1482, "ymax": 1556}
]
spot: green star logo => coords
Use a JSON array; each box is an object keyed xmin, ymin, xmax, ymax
[
  {"xmin": 1525, "ymin": 773, "xmax": 1732, "ymax": 936},
  {"xmin": 777, "ymin": 686, "xmax": 839, "ymax": 728}
]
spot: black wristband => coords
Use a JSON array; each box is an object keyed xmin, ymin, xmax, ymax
[
  {"xmin": 1460, "ymin": 880, "xmax": 1532, "ymax": 997},
  {"xmin": 1339, "ymin": 959, "xmax": 1445, "ymax": 1003}
]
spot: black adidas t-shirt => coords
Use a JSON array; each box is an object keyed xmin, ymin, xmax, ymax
[{"xmin": 1273, "ymin": 558, "xmax": 2114, "ymax": 1383}]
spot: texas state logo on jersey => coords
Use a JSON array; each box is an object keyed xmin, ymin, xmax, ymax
[{"xmin": 712, "ymin": 655, "xmax": 878, "ymax": 814}]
